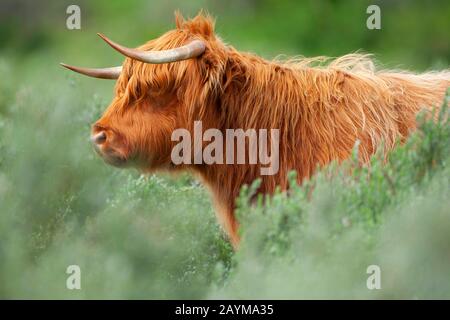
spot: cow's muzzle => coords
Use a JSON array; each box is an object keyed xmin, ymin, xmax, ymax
[{"xmin": 91, "ymin": 129, "xmax": 127, "ymax": 167}]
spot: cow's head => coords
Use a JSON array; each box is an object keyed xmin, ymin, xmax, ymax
[{"xmin": 62, "ymin": 12, "xmax": 227, "ymax": 170}]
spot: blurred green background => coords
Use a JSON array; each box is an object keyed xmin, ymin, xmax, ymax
[
  {"xmin": 1, "ymin": 0, "xmax": 449, "ymax": 66},
  {"xmin": 0, "ymin": 0, "xmax": 449, "ymax": 299}
]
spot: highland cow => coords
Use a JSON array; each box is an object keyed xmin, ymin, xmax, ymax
[{"xmin": 61, "ymin": 13, "xmax": 450, "ymax": 248}]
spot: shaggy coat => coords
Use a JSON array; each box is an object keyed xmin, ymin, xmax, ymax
[{"xmin": 95, "ymin": 13, "xmax": 450, "ymax": 247}]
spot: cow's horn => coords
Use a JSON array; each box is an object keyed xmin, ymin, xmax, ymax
[
  {"xmin": 60, "ymin": 63, "xmax": 122, "ymax": 79},
  {"xmin": 97, "ymin": 33, "xmax": 206, "ymax": 64}
]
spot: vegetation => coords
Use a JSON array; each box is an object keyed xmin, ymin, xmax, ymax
[{"xmin": 0, "ymin": 0, "xmax": 449, "ymax": 298}]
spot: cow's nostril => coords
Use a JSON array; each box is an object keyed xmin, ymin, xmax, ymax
[{"xmin": 91, "ymin": 131, "xmax": 107, "ymax": 144}]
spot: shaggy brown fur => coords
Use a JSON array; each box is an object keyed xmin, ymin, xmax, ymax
[{"xmin": 94, "ymin": 13, "xmax": 450, "ymax": 248}]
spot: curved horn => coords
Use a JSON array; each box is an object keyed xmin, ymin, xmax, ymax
[
  {"xmin": 97, "ymin": 33, "xmax": 206, "ymax": 64},
  {"xmin": 60, "ymin": 63, "xmax": 122, "ymax": 79}
]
